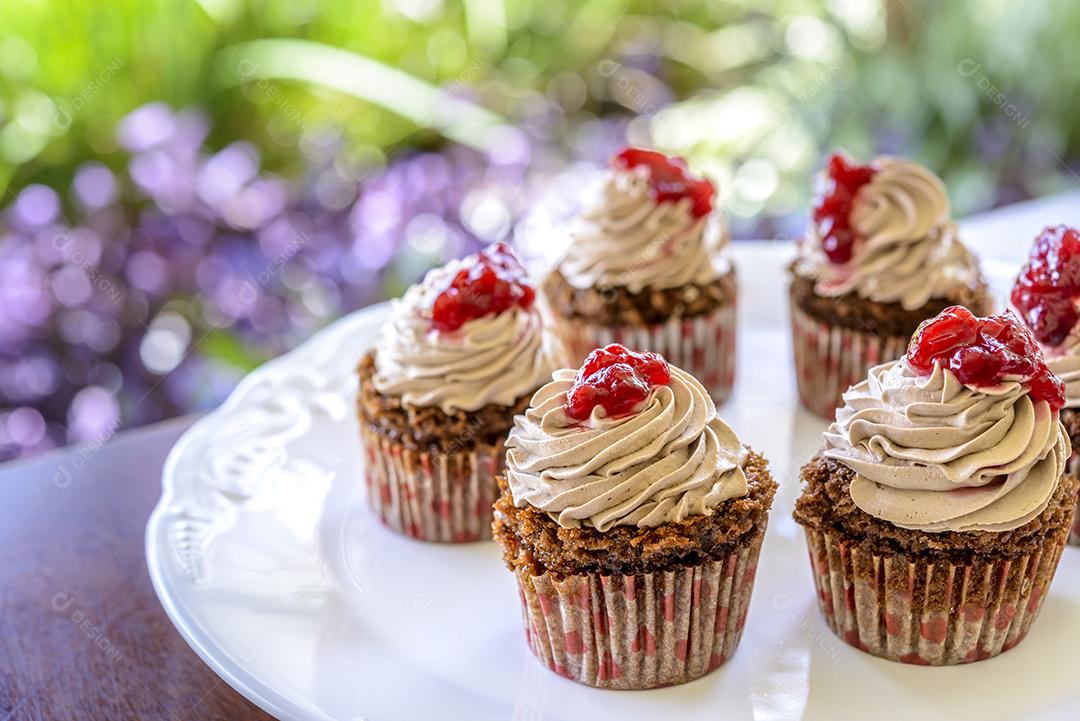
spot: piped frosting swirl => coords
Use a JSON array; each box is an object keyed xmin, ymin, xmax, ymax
[
  {"xmin": 796, "ymin": 156, "xmax": 982, "ymax": 310},
  {"xmin": 372, "ymin": 259, "xmax": 557, "ymax": 413},
  {"xmin": 505, "ymin": 365, "xmax": 748, "ymax": 531},
  {"xmin": 1044, "ymin": 331, "xmax": 1080, "ymax": 408},
  {"xmin": 557, "ymin": 166, "xmax": 730, "ymax": 292},
  {"xmin": 824, "ymin": 359, "xmax": 1069, "ymax": 533}
]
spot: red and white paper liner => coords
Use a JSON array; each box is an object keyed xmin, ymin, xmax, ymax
[
  {"xmin": 789, "ymin": 297, "xmax": 909, "ymax": 419},
  {"xmin": 514, "ymin": 527, "xmax": 765, "ymax": 689},
  {"xmin": 553, "ymin": 302, "xmax": 737, "ymax": 405},
  {"xmin": 360, "ymin": 425, "xmax": 502, "ymax": 543},
  {"xmin": 802, "ymin": 525, "xmax": 1068, "ymax": 665}
]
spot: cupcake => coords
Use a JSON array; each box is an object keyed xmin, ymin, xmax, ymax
[
  {"xmin": 794, "ymin": 306, "xmax": 1077, "ymax": 665},
  {"xmin": 790, "ymin": 152, "xmax": 991, "ymax": 418},
  {"xmin": 357, "ymin": 242, "xmax": 557, "ymax": 542},
  {"xmin": 493, "ymin": 343, "xmax": 776, "ymax": 688},
  {"xmin": 1011, "ymin": 224, "xmax": 1080, "ymax": 544},
  {"xmin": 543, "ymin": 148, "xmax": 737, "ymax": 404}
]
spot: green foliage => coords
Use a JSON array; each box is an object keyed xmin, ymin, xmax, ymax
[
  {"xmin": 0, "ymin": 0, "xmax": 214, "ymax": 190},
  {"xmin": 2, "ymin": 0, "xmax": 1080, "ymax": 220}
]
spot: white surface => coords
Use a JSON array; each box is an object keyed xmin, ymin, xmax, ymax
[{"xmin": 147, "ymin": 214, "xmax": 1080, "ymax": 721}]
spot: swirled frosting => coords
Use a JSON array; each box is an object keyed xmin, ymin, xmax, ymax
[
  {"xmin": 1043, "ymin": 331, "xmax": 1080, "ymax": 408},
  {"xmin": 372, "ymin": 260, "xmax": 557, "ymax": 413},
  {"xmin": 796, "ymin": 156, "xmax": 982, "ymax": 310},
  {"xmin": 557, "ymin": 166, "xmax": 730, "ymax": 292},
  {"xmin": 504, "ymin": 366, "xmax": 748, "ymax": 531},
  {"xmin": 824, "ymin": 359, "xmax": 1069, "ymax": 533}
]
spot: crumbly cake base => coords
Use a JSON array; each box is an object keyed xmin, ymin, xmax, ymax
[
  {"xmin": 793, "ymin": 455, "xmax": 1079, "ymax": 561},
  {"xmin": 356, "ymin": 350, "xmax": 530, "ymax": 452},
  {"xmin": 1059, "ymin": 407, "xmax": 1080, "ymax": 545},
  {"xmin": 1061, "ymin": 407, "xmax": 1080, "ymax": 457},
  {"xmin": 788, "ymin": 268, "xmax": 992, "ymax": 339},
  {"xmin": 493, "ymin": 450, "xmax": 777, "ymax": 578},
  {"xmin": 543, "ymin": 267, "xmax": 736, "ymax": 327}
]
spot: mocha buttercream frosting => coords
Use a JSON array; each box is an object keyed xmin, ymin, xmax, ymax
[
  {"xmin": 824, "ymin": 359, "xmax": 1069, "ymax": 533},
  {"xmin": 1042, "ymin": 331, "xmax": 1080, "ymax": 409},
  {"xmin": 504, "ymin": 365, "xmax": 748, "ymax": 531},
  {"xmin": 795, "ymin": 156, "xmax": 982, "ymax": 311},
  {"xmin": 372, "ymin": 259, "xmax": 557, "ymax": 413},
  {"xmin": 556, "ymin": 165, "xmax": 730, "ymax": 293}
]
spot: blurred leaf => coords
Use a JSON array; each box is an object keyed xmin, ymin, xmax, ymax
[
  {"xmin": 200, "ymin": 328, "xmax": 263, "ymax": 372},
  {"xmin": 215, "ymin": 39, "xmax": 506, "ymax": 151}
]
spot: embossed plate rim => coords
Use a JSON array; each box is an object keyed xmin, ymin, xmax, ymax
[{"xmin": 146, "ymin": 303, "xmax": 386, "ymax": 721}]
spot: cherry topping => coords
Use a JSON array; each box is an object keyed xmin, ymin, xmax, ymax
[
  {"xmin": 1010, "ymin": 225, "xmax": 1080, "ymax": 347},
  {"xmin": 429, "ymin": 242, "xmax": 535, "ymax": 332},
  {"xmin": 907, "ymin": 305, "xmax": 1064, "ymax": 410},
  {"xmin": 811, "ymin": 151, "xmax": 878, "ymax": 264},
  {"xmin": 612, "ymin": 148, "xmax": 714, "ymax": 218},
  {"xmin": 565, "ymin": 343, "xmax": 671, "ymax": 421}
]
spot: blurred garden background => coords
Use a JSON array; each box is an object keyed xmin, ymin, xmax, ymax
[{"xmin": 2, "ymin": 0, "xmax": 1079, "ymax": 461}]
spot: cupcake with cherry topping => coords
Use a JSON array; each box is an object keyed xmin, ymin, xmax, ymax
[
  {"xmin": 543, "ymin": 148, "xmax": 737, "ymax": 403},
  {"xmin": 1011, "ymin": 224, "xmax": 1080, "ymax": 544},
  {"xmin": 794, "ymin": 306, "xmax": 1077, "ymax": 665},
  {"xmin": 358, "ymin": 242, "xmax": 557, "ymax": 542},
  {"xmin": 493, "ymin": 343, "xmax": 776, "ymax": 688},
  {"xmin": 790, "ymin": 151, "xmax": 991, "ymax": 417}
]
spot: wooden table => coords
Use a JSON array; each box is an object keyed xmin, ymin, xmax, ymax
[{"xmin": 0, "ymin": 417, "xmax": 274, "ymax": 721}]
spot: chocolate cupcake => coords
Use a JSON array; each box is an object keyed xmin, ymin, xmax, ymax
[
  {"xmin": 1012, "ymin": 224, "xmax": 1080, "ymax": 544},
  {"xmin": 794, "ymin": 306, "xmax": 1077, "ymax": 665},
  {"xmin": 358, "ymin": 242, "xmax": 557, "ymax": 542},
  {"xmin": 543, "ymin": 148, "xmax": 737, "ymax": 404},
  {"xmin": 493, "ymin": 343, "xmax": 776, "ymax": 688},
  {"xmin": 790, "ymin": 152, "xmax": 991, "ymax": 418}
]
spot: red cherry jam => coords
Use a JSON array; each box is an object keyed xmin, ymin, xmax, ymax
[
  {"xmin": 612, "ymin": 148, "xmax": 714, "ymax": 218},
  {"xmin": 565, "ymin": 344, "xmax": 671, "ymax": 421},
  {"xmin": 811, "ymin": 151, "xmax": 878, "ymax": 264},
  {"xmin": 1010, "ymin": 225, "xmax": 1080, "ymax": 347},
  {"xmin": 429, "ymin": 242, "xmax": 536, "ymax": 332},
  {"xmin": 907, "ymin": 305, "xmax": 1064, "ymax": 410}
]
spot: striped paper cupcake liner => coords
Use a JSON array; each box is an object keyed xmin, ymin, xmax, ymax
[
  {"xmin": 802, "ymin": 525, "xmax": 1068, "ymax": 665},
  {"xmin": 360, "ymin": 426, "xmax": 502, "ymax": 543},
  {"xmin": 789, "ymin": 297, "xmax": 909, "ymax": 419},
  {"xmin": 553, "ymin": 302, "xmax": 737, "ymax": 405},
  {"xmin": 515, "ymin": 527, "xmax": 765, "ymax": 689}
]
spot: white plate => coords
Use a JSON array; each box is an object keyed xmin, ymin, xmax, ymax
[{"xmin": 147, "ymin": 243, "xmax": 1080, "ymax": 721}]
